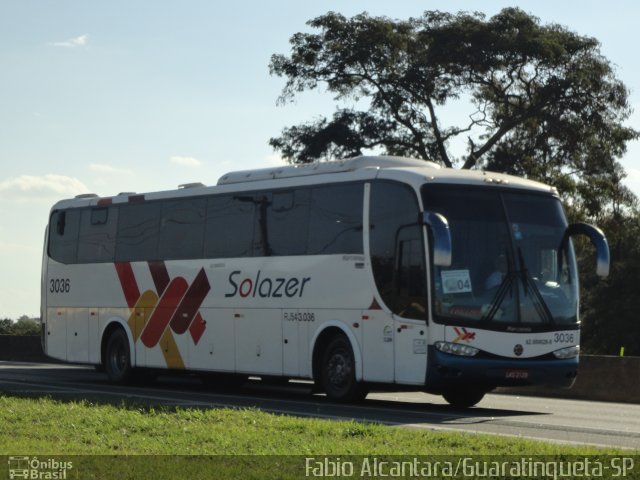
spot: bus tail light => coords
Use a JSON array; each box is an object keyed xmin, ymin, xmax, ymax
[{"xmin": 435, "ymin": 341, "xmax": 479, "ymax": 357}]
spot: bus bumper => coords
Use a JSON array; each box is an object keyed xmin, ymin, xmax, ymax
[{"xmin": 425, "ymin": 346, "xmax": 578, "ymax": 393}]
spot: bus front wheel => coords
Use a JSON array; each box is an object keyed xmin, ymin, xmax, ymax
[
  {"xmin": 442, "ymin": 388, "xmax": 485, "ymax": 408},
  {"xmin": 104, "ymin": 328, "xmax": 133, "ymax": 383},
  {"xmin": 320, "ymin": 334, "xmax": 368, "ymax": 403}
]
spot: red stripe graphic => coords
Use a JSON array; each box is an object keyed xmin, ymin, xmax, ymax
[
  {"xmin": 148, "ymin": 261, "xmax": 170, "ymax": 295},
  {"xmin": 114, "ymin": 262, "xmax": 210, "ymax": 363},
  {"xmin": 169, "ymin": 268, "xmax": 210, "ymax": 335},
  {"xmin": 140, "ymin": 277, "xmax": 188, "ymax": 348},
  {"xmin": 115, "ymin": 262, "xmax": 140, "ymax": 309},
  {"xmin": 189, "ymin": 313, "xmax": 206, "ymax": 345}
]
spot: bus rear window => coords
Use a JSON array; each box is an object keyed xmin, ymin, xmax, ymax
[{"xmin": 48, "ymin": 209, "xmax": 80, "ymax": 264}]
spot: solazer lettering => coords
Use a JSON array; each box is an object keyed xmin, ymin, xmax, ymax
[{"xmin": 225, "ymin": 270, "xmax": 311, "ymax": 298}]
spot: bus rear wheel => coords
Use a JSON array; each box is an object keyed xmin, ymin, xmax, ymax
[
  {"xmin": 442, "ymin": 388, "xmax": 485, "ymax": 408},
  {"xmin": 104, "ymin": 328, "xmax": 133, "ymax": 384},
  {"xmin": 320, "ymin": 334, "xmax": 368, "ymax": 403}
]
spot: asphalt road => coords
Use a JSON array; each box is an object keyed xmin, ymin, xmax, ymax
[{"xmin": 0, "ymin": 361, "xmax": 638, "ymax": 450}]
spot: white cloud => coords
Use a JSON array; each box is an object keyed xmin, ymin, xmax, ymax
[
  {"xmin": 0, "ymin": 174, "xmax": 89, "ymax": 201},
  {"xmin": 89, "ymin": 163, "xmax": 134, "ymax": 175},
  {"xmin": 0, "ymin": 242, "xmax": 37, "ymax": 254},
  {"xmin": 170, "ymin": 156, "xmax": 203, "ymax": 167},
  {"xmin": 48, "ymin": 34, "xmax": 88, "ymax": 48}
]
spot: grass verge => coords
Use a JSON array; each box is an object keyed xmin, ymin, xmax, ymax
[{"xmin": 0, "ymin": 395, "xmax": 636, "ymax": 479}]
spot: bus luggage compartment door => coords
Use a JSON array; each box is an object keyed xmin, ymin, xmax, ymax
[
  {"xmin": 393, "ymin": 316, "xmax": 428, "ymax": 385},
  {"xmin": 235, "ymin": 309, "xmax": 283, "ymax": 375}
]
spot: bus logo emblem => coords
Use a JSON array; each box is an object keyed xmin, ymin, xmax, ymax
[{"xmin": 453, "ymin": 327, "xmax": 476, "ymax": 343}]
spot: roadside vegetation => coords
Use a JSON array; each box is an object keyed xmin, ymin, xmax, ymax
[
  {"xmin": 1, "ymin": 394, "xmax": 565, "ymax": 455},
  {"xmin": 0, "ymin": 316, "xmax": 40, "ymax": 335},
  {"xmin": 0, "ymin": 395, "xmax": 634, "ymax": 479}
]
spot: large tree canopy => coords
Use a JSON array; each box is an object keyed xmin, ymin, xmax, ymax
[{"xmin": 269, "ymin": 8, "xmax": 637, "ymax": 215}]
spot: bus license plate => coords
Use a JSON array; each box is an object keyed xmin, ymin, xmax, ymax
[{"xmin": 505, "ymin": 369, "xmax": 529, "ymax": 379}]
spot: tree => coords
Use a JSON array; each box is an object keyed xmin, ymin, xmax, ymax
[
  {"xmin": 270, "ymin": 8, "xmax": 640, "ymax": 355},
  {"xmin": 578, "ymin": 212, "xmax": 640, "ymax": 355},
  {"xmin": 0, "ymin": 319, "xmax": 12, "ymax": 335},
  {"xmin": 269, "ymin": 8, "xmax": 637, "ymax": 207},
  {"xmin": 0, "ymin": 316, "xmax": 40, "ymax": 336},
  {"xmin": 12, "ymin": 316, "xmax": 40, "ymax": 336}
]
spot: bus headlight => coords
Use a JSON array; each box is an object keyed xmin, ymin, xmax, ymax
[
  {"xmin": 553, "ymin": 345, "xmax": 579, "ymax": 359},
  {"xmin": 435, "ymin": 341, "xmax": 479, "ymax": 357}
]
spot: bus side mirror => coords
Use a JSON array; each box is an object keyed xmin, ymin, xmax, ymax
[
  {"xmin": 567, "ymin": 223, "xmax": 610, "ymax": 277},
  {"xmin": 423, "ymin": 212, "xmax": 452, "ymax": 267}
]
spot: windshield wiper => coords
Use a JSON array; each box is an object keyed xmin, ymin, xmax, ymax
[
  {"xmin": 481, "ymin": 250, "xmax": 556, "ymax": 325},
  {"xmin": 516, "ymin": 248, "xmax": 555, "ymax": 324},
  {"xmin": 481, "ymin": 273, "xmax": 514, "ymax": 323}
]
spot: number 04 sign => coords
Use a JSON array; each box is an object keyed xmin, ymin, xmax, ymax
[{"xmin": 441, "ymin": 270, "xmax": 472, "ymax": 294}]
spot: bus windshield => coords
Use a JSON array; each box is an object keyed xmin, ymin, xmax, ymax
[{"xmin": 422, "ymin": 185, "xmax": 579, "ymax": 326}]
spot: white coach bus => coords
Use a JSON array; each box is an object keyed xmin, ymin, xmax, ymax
[{"xmin": 41, "ymin": 156, "xmax": 609, "ymax": 407}]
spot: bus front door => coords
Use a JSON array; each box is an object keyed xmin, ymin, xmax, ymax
[{"xmin": 392, "ymin": 230, "xmax": 429, "ymax": 385}]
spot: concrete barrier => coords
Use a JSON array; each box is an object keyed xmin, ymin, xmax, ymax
[
  {"xmin": 0, "ymin": 335, "xmax": 51, "ymax": 362},
  {"xmin": 0, "ymin": 335, "xmax": 636, "ymax": 403}
]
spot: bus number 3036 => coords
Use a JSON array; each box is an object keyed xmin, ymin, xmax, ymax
[
  {"xmin": 49, "ymin": 278, "xmax": 71, "ymax": 293},
  {"xmin": 554, "ymin": 332, "xmax": 575, "ymax": 343}
]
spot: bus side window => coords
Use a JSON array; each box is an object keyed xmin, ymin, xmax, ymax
[
  {"xmin": 264, "ymin": 189, "xmax": 310, "ymax": 256},
  {"xmin": 115, "ymin": 203, "xmax": 161, "ymax": 262},
  {"xmin": 77, "ymin": 207, "xmax": 118, "ymax": 263},
  {"xmin": 159, "ymin": 198, "xmax": 206, "ymax": 260},
  {"xmin": 48, "ymin": 209, "xmax": 80, "ymax": 264},
  {"xmin": 370, "ymin": 182, "xmax": 425, "ymax": 318},
  {"xmin": 307, "ymin": 183, "xmax": 363, "ymax": 255},
  {"xmin": 205, "ymin": 195, "xmax": 256, "ymax": 258},
  {"xmin": 395, "ymin": 229, "xmax": 427, "ymax": 319}
]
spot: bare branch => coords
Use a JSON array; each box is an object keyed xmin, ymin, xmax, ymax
[{"xmin": 425, "ymin": 97, "xmax": 453, "ymax": 167}]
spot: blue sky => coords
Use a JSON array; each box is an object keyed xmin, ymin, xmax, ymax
[{"xmin": 2, "ymin": 1, "xmax": 640, "ymax": 318}]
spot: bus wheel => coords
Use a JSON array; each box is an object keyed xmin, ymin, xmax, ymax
[
  {"xmin": 442, "ymin": 388, "xmax": 485, "ymax": 408},
  {"xmin": 104, "ymin": 328, "xmax": 133, "ymax": 383},
  {"xmin": 320, "ymin": 334, "xmax": 368, "ymax": 403}
]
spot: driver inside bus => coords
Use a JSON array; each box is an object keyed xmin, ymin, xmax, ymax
[{"xmin": 485, "ymin": 254, "xmax": 508, "ymax": 290}]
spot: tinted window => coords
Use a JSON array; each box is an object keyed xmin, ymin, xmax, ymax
[
  {"xmin": 422, "ymin": 185, "xmax": 577, "ymax": 325},
  {"xmin": 48, "ymin": 209, "xmax": 80, "ymax": 264},
  {"xmin": 307, "ymin": 183, "xmax": 363, "ymax": 254},
  {"xmin": 116, "ymin": 203, "xmax": 161, "ymax": 261},
  {"xmin": 422, "ymin": 186, "xmax": 510, "ymax": 298},
  {"xmin": 263, "ymin": 189, "xmax": 310, "ymax": 256},
  {"xmin": 158, "ymin": 198, "xmax": 206, "ymax": 259},
  {"xmin": 395, "ymin": 228, "xmax": 427, "ymax": 319},
  {"xmin": 77, "ymin": 207, "xmax": 118, "ymax": 262},
  {"xmin": 48, "ymin": 182, "xmax": 366, "ymax": 264},
  {"xmin": 251, "ymin": 192, "xmax": 272, "ymax": 256},
  {"xmin": 370, "ymin": 182, "xmax": 425, "ymax": 317},
  {"xmin": 205, "ymin": 195, "xmax": 255, "ymax": 258}
]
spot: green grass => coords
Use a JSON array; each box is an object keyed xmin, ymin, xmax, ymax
[
  {"xmin": 0, "ymin": 395, "xmax": 622, "ymax": 455},
  {"xmin": 0, "ymin": 395, "xmax": 636, "ymax": 479}
]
